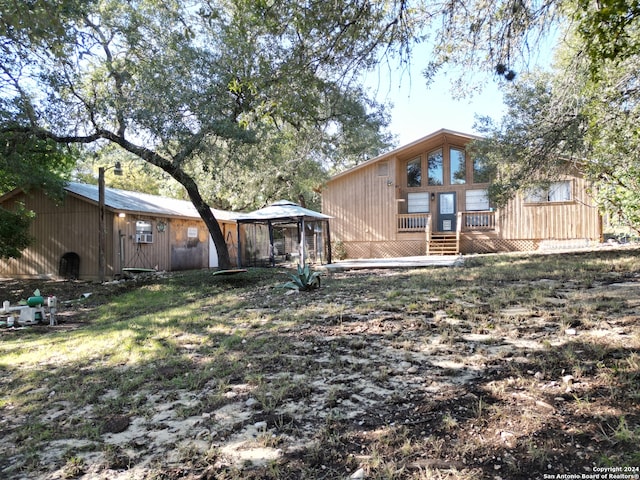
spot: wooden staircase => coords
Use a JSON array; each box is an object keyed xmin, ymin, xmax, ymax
[{"xmin": 428, "ymin": 233, "xmax": 459, "ymax": 255}]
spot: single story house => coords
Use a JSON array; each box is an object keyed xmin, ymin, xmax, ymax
[
  {"xmin": 0, "ymin": 182, "xmax": 240, "ymax": 280},
  {"xmin": 322, "ymin": 129, "xmax": 603, "ymax": 258}
]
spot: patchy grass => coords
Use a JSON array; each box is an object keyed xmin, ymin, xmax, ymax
[{"xmin": 1, "ymin": 247, "xmax": 639, "ymax": 479}]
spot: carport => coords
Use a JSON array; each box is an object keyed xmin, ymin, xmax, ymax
[{"xmin": 235, "ymin": 200, "xmax": 332, "ymax": 267}]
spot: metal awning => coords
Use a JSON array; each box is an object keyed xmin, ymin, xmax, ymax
[
  {"xmin": 236, "ymin": 200, "xmax": 332, "ymax": 224},
  {"xmin": 235, "ymin": 200, "xmax": 332, "ymax": 266}
]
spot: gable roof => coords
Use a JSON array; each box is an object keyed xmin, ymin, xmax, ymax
[
  {"xmin": 64, "ymin": 182, "xmax": 240, "ymax": 221},
  {"xmin": 236, "ymin": 200, "xmax": 331, "ymax": 224},
  {"xmin": 329, "ymin": 128, "xmax": 479, "ymax": 181}
]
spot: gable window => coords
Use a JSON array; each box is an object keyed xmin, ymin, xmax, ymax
[
  {"xmin": 525, "ymin": 181, "xmax": 572, "ymax": 203},
  {"xmin": 407, "ymin": 156, "xmax": 421, "ymax": 187},
  {"xmin": 428, "ymin": 149, "xmax": 443, "ymax": 185},
  {"xmin": 450, "ymin": 148, "xmax": 466, "ymax": 184},
  {"xmin": 473, "ymin": 156, "xmax": 492, "ymax": 183}
]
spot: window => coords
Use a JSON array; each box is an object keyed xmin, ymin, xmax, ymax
[
  {"xmin": 428, "ymin": 149, "xmax": 443, "ymax": 185},
  {"xmin": 408, "ymin": 192, "xmax": 430, "ymax": 213},
  {"xmin": 450, "ymin": 148, "xmax": 466, "ymax": 184},
  {"xmin": 548, "ymin": 181, "xmax": 572, "ymax": 202},
  {"xmin": 466, "ymin": 189, "xmax": 490, "ymax": 211},
  {"xmin": 407, "ymin": 157, "xmax": 421, "ymax": 187},
  {"xmin": 525, "ymin": 181, "xmax": 572, "ymax": 203},
  {"xmin": 473, "ymin": 156, "xmax": 492, "ymax": 183},
  {"xmin": 135, "ymin": 220, "xmax": 153, "ymax": 243}
]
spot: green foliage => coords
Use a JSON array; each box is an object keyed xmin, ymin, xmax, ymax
[
  {"xmin": 473, "ymin": 28, "xmax": 640, "ymax": 233},
  {"xmin": 575, "ymin": 0, "xmax": 640, "ymax": 74},
  {"xmin": 0, "ymin": 0, "xmax": 405, "ymax": 268},
  {"xmin": 282, "ymin": 264, "xmax": 322, "ymax": 292},
  {"xmin": 0, "ymin": 130, "xmax": 76, "ymax": 198},
  {"xmin": 581, "ymin": 53, "xmax": 640, "ymax": 232},
  {"xmin": 470, "ymin": 71, "xmax": 588, "ymax": 207},
  {"xmin": 0, "ymin": 204, "xmax": 34, "ymax": 260}
]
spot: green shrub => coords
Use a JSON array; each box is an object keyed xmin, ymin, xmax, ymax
[{"xmin": 283, "ymin": 264, "xmax": 322, "ymax": 291}]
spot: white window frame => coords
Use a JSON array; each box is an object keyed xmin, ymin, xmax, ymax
[
  {"xmin": 407, "ymin": 192, "xmax": 430, "ymax": 213},
  {"xmin": 466, "ymin": 189, "xmax": 490, "ymax": 211},
  {"xmin": 525, "ymin": 181, "xmax": 572, "ymax": 204}
]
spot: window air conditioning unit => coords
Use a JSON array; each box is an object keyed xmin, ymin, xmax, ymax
[
  {"xmin": 135, "ymin": 220, "xmax": 153, "ymax": 243},
  {"xmin": 136, "ymin": 233, "xmax": 153, "ymax": 244}
]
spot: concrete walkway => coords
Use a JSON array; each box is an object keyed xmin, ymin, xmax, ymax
[{"xmin": 321, "ymin": 255, "xmax": 463, "ymax": 272}]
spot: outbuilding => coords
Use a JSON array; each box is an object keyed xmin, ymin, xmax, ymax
[{"xmin": 0, "ymin": 182, "xmax": 239, "ymax": 280}]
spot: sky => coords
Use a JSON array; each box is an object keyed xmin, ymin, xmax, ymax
[
  {"xmin": 365, "ymin": 26, "xmax": 562, "ymax": 147},
  {"xmin": 364, "ymin": 62, "xmax": 507, "ymax": 147}
]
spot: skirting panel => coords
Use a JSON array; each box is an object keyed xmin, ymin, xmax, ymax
[
  {"xmin": 346, "ymin": 239, "xmax": 543, "ymax": 258},
  {"xmin": 460, "ymin": 238, "xmax": 539, "ymax": 254},
  {"xmin": 345, "ymin": 241, "xmax": 424, "ymax": 259},
  {"xmin": 344, "ymin": 238, "xmax": 558, "ymax": 259}
]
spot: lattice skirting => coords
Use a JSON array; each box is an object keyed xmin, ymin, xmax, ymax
[
  {"xmin": 344, "ymin": 238, "xmax": 544, "ymax": 258},
  {"xmin": 345, "ymin": 241, "xmax": 425, "ymax": 259},
  {"xmin": 460, "ymin": 238, "xmax": 539, "ymax": 254}
]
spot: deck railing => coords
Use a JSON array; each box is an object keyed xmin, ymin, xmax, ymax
[
  {"xmin": 460, "ymin": 210, "xmax": 496, "ymax": 232},
  {"xmin": 397, "ymin": 213, "xmax": 431, "ymax": 233},
  {"xmin": 396, "ymin": 211, "xmax": 496, "ymax": 234}
]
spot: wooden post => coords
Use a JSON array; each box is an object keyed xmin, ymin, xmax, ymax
[
  {"xmin": 299, "ymin": 219, "xmax": 306, "ymax": 265},
  {"xmin": 268, "ymin": 221, "xmax": 275, "ymax": 267},
  {"xmin": 236, "ymin": 222, "xmax": 243, "ymax": 267},
  {"xmin": 98, "ymin": 163, "xmax": 121, "ymax": 282},
  {"xmin": 456, "ymin": 211, "xmax": 462, "ymax": 254},
  {"xmin": 425, "ymin": 213, "xmax": 431, "ymax": 255},
  {"xmin": 98, "ymin": 167, "xmax": 106, "ymax": 283},
  {"xmin": 326, "ymin": 220, "xmax": 332, "ymax": 264}
]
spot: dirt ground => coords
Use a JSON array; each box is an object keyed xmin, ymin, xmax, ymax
[
  {"xmin": 1, "ymin": 250, "xmax": 639, "ymax": 480},
  {"xmin": 0, "ymin": 274, "xmax": 156, "ymax": 328}
]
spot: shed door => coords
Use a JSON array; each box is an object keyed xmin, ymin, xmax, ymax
[
  {"xmin": 437, "ymin": 192, "xmax": 457, "ymax": 232},
  {"xmin": 209, "ymin": 235, "xmax": 218, "ymax": 268}
]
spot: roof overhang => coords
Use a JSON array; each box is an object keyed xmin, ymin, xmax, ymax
[{"xmin": 328, "ymin": 128, "xmax": 481, "ymax": 182}]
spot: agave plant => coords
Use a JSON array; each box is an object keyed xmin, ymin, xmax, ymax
[{"xmin": 283, "ymin": 264, "xmax": 322, "ymax": 291}]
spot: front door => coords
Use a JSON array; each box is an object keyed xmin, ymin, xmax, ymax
[{"xmin": 437, "ymin": 192, "xmax": 457, "ymax": 232}]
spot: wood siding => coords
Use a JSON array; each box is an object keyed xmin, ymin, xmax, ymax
[
  {"xmin": 499, "ymin": 176, "xmax": 600, "ymax": 241},
  {"xmin": 114, "ymin": 214, "xmax": 172, "ymax": 272},
  {"xmin": 323, "ymin": 130, "xmax": 602, "ymax": 258},
  {"xmin": 0, "ymin": 190, "xmax": 105, "ymax": 279},
  {"xmin": 322, "ymin": 158, "xmax": 398, "ymax": 246},
  {"xmin": 0, "ymin": 189, "xmax": 238, "ymax": 279}
]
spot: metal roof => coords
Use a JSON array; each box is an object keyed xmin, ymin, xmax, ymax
[
  {"xmin": 65, "ymin": 182, "xmax": 240, "ymax": 221},
  {"xmin": 236, "ymin": 200, "xmax": 332, "ymax": 223}
]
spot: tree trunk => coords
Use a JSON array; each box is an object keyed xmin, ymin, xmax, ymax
[
  {"xmin": 30, "ymin": 128, "xmax": 234, "ymax": 270},
  {"xmin": 183, "ymin": 182, "xmax": 231, "ymax": 270},
  {"xmin": 97, "ymin": 131, "xmax": 233, "ymax": 270}
]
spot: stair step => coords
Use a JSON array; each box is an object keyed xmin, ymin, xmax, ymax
[{"xmin": 428, "ymin": 233, "xmax": 459, "ymax": 255}]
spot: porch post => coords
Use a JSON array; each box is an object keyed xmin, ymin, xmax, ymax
[
  {"xmin": 326, "ymin": 220, "xmax": 332, "ymax": 264},
  {"xmin": 268, "ymin": 221, "xmax": 275, "ymax": 267},
  {"xmin": 236, "ymin": 222, "xmax": 242, "ymax": 267},
  {"xmin": 299, "ymin": 218, "xmax": 306, "ymax": 265}
]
